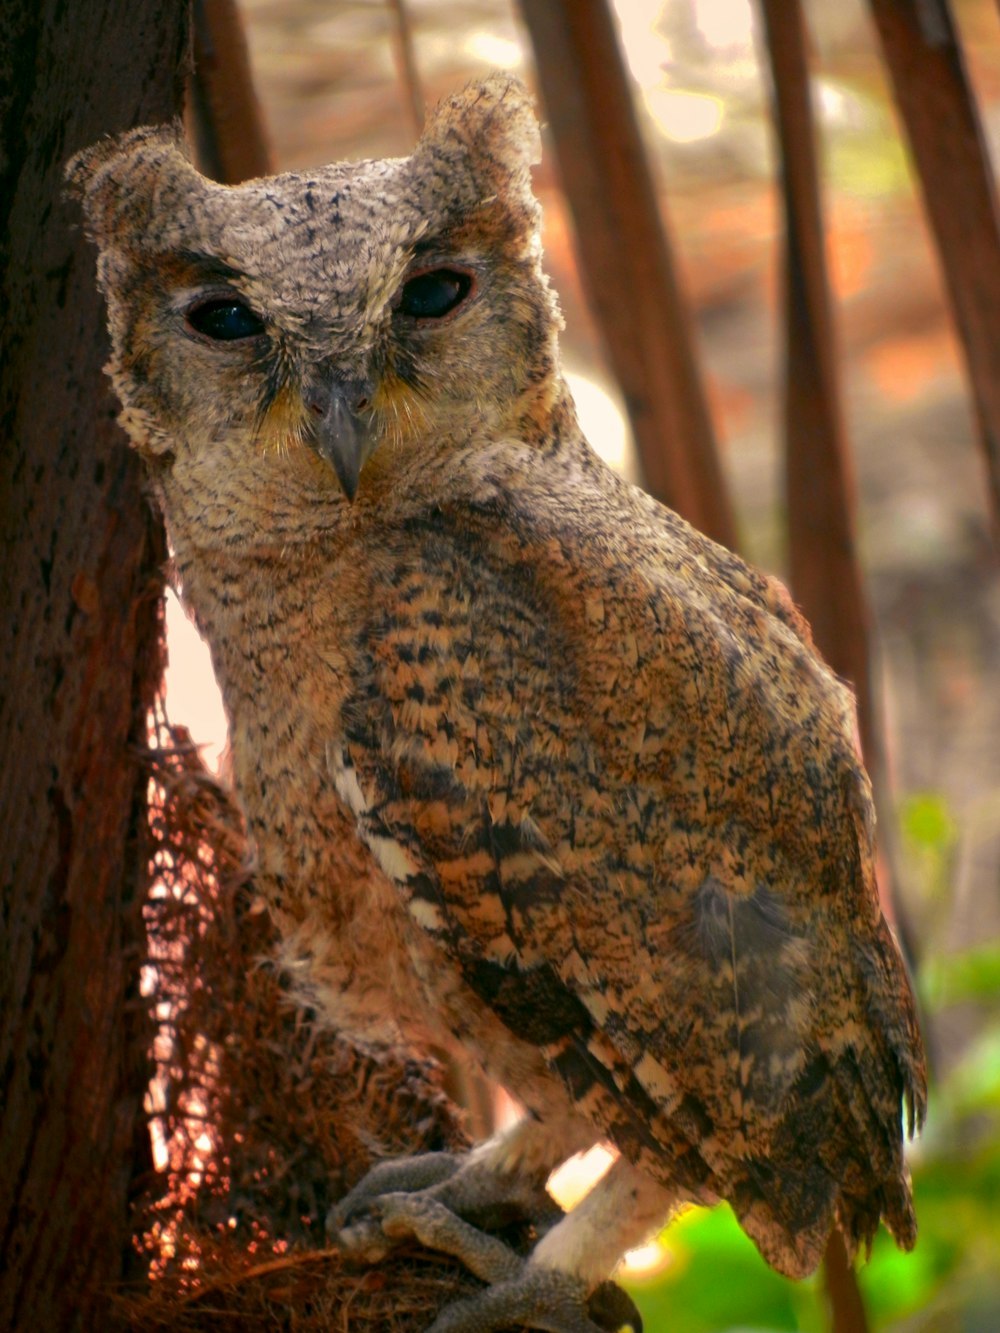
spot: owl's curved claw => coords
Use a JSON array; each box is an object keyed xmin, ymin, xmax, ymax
[
  {"xmin": 376, "ymin": 1193, "xmax": 640, "ymax": 1333},
  {"xmin": 329, "ymin": 1150, "xmax": 464, "ymax": 1233},
  {"xmin": 425, "ymin": 1270, "xmax": 625, "ymax": 1333},
  {"xmin": 331, "ymin": 1184, "xmax": 640, "ymax": 1333},
  {"xmin": 328, "ymin": 1146, "xmax": 563, "ymax": 1242},
  {"xmin": 378, "ymin": 1192, "xmax": 523, "ymax": 1282},
  {"xmin": 427, "ymin": 1277, "xmax": 642, "ymax": 1333}
]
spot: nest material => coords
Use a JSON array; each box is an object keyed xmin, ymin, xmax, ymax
[{"xmin": 120, "ymin": 704, "xmax": 481, "ymax": 1330}]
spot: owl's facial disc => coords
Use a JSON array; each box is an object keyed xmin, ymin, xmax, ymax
[{"xmin": 303, "ymin": 373, "xmax": 378, "ymax": 501}]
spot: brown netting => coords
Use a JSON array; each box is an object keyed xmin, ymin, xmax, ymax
[{"xmin": 118, "ymin": 697, "xmax": 483, "ymax": 1330}]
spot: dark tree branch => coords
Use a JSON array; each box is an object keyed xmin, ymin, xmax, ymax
[
  {"xmin": 389, "ymin": 0, "xmax": 426, "ymax": 138},
  {"xmin": 187, "ymin": 0, "xmax": 274, "ymax": 183},
  {"xmin": 757, "ymin": 4, "xmax": 892, "ymax": 1323},
  {"xmin": 869, "ymin": 0, "xmax": 1000, "ymax": 531},
  {"xmin": 758, "ymin": 0, "xmax": 876, "ymax": 744}
]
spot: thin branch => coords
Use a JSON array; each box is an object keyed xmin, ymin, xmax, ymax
[
  {"xmin": 188, "ymin": 0, "xmax": 273, "ymax": 184},
  {"xmin": 389, "ymin": 0, "xmax": 425, "ymax": 137},
  {"xmin": 758, "ymin": 0, "xmax": 875, "ymax": 729},
  {"xmin": 758, "ymin": 8, "xmax": 886, "ymax": 1326},
  {"xmin": 823, "ymin": 1227, "xmax": 871, "ymax": 1333}
]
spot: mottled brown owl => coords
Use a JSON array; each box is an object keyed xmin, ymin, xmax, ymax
[{"xmin": 68, "ymin": 74, "xmax": 925, "ymax": 1333}]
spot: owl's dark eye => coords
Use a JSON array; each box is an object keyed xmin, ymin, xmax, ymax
[
  {"xmin": 397, "ymin": 268, "xmax": 474, "ymax": 320},
  {"xmin": 187, "ymin": 298, "xmax": 266, "ymax": 341}
]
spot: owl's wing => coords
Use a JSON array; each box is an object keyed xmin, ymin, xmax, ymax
[{"xmin": 337, "ymin": 494, "xmax": 924, "ymax": 1277}]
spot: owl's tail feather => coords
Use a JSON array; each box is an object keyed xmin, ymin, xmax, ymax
[{"xmin": 725, "ymin": 928, "xmax": 925, "ymax": 1279}]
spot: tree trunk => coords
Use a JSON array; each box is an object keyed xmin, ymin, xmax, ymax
[{"xmin": 0, "ymin": 4, "xmax": 190, "ymax": 1328}]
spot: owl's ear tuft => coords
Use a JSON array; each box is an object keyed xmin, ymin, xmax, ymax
[
  {"xmin": 418, "ymin": 74, "xmax": 541, "ymax": 219},
  {"xmin": 65, "ymin": 123, "xmax": 197, "ymax": 247}
]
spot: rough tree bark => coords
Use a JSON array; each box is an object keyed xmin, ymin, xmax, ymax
[{"xmin": 0, "ymin": 3, "xmax": 190, "ymax": 1329}]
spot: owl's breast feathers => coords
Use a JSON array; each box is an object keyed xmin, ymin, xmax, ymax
[{"xmin": 333, "ymin": 444, "xmax": 925, "ymax": 1277}]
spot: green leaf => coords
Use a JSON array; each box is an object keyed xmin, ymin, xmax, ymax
[
  {"xmin": 899, "ymin": 793, "xmax": 956, "ymax": 852},
  {"xmin": 920, "ymin": 943, "xmax": 1000, "ymax": 1009},
  {"xmin": 625, "ymin": 1205, "xmax": 823, "ymax": 1333}
]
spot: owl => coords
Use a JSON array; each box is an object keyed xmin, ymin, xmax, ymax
[{"xmin": 68, "ymin": 75, "xmax": 926, "ymax": 1333}]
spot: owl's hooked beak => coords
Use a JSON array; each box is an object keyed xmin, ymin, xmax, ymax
[{"xmin": 304, "ymin": 375, "xmax": 378, "ymax": 501}]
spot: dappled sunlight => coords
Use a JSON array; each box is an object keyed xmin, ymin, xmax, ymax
[
  {"xmin": 547, "ymin": 1144, "xmax": 676, "ymax": 1278},
  {"xmin": 163, "ymin": 589, "xmax": 228, "ymax": 773},
  {"xmin": 644, "ymin": 89, "xmax": 724, "ymax": 144},
  {"xmin": 462, "ymin": 30, "xmax": 523, "ymax": 71},
  {"xmin": 565, "ymin": 370, "xmax": 635, "ymax": 477}
]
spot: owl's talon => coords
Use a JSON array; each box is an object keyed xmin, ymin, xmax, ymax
[
  {"xmin": 328, "ymin": 1150, "xmax": 463, "ymax": 1234},
  {"xmin": 328, "ymin": 1143, "xmax": 564, "ymax": 1246},
  {"xmin": 587, "ymin": 1282, "xmax": 645, "ymax": 1333},
  {"xmin": 333, "ymin": 1183, "xmax": 641, "ymax": 1333},
  {"xmin": 430, "ymin": 1156, "xmax": 564, "ymax": 1234},
  {"xmin": 377, "ymin": 1192, "xmax": 523, "ymax": 1283},
  {"xmin": 332, "ymin": 1214, "xmax": 393, "ymax": 1265},
  {"xmin": 424, "ymin": 1268, "xmax": 638, "ymax": 1333},
  {"xmin": 329, "ymin": 1151, "xmax": 535, "ymax": 1278}
]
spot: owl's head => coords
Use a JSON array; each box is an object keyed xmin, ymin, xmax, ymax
[{"xmin": 67, "ymin": 75, "xmax": 562, "ymax": 523}]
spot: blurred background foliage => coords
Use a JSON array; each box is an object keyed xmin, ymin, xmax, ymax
[{"xmin": 169, "ymin": 0, "xmax": 1000, "ymax": 1328}]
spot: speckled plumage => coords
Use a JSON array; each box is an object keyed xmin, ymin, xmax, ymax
[{"xmin": 69, "ymin": 75, "xmax": 926, "ymax": 1327}]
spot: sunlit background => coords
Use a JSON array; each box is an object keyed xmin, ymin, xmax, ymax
[{"xmin": 162, "ymin": 2, "xmax": 1000, "ymax": 1327}]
